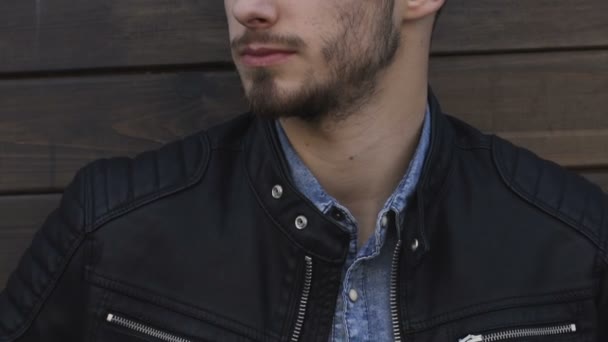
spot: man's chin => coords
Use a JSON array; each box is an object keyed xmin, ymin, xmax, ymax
[
  {"xmin": 246, "ymin": 87, "xmax": 292, "ymax": 119},
  {"xmin": 248, "ymin": 101, "xmax": 291, "ymax": 120},
  {"xmin": 250, "ymin": 104, "xmax": 324, "ymax": 123},
  {"xmin": 245, "ymin": 80, "xmax": 332, "ymax": 123}
]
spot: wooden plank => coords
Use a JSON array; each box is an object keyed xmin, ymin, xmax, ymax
[
  {"xmin": 1, "ymin": 167, "xmax": 606, "ymax": 289},
  {"xmin": 0, "ymin": 0, "xmax": 230, "ymax": 73},
  {"xmin": 430, "ymin": 49, "xmax": 608, "ymax": 168},
  {"xmin": 0, "ymin": 194, "xmax": 60, "ymax": 290},
  {"xmin": 433, "ymin": 0, "xmax": 608, "ymax": 54},
  {"xmin": 0, "ymin": 71, "xmax": 247, "ymax": 193},
  {"xmin": 0, "ymin": 0, "xmax": 607, "ymax": 73}
]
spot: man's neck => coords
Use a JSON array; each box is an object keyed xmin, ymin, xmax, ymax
[{"xmin": 278, "ymin": 66, "xmax": 428, "ymax": 246}]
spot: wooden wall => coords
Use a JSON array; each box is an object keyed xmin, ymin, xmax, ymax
[{"xmin": 1, "ymin": 0, "xmax": 607, "ymax": 289}]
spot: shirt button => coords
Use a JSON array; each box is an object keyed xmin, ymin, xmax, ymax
[
  {"xmin": 348, "ymin": 289, "xmax": 359, "ymax": 302},
  {"xmin": 381, "ymin": 214, "xmax": 388, "ymax": 228}
]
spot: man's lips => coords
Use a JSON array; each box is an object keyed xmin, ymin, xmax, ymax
[{"xmin": 239, "ymin": 47, "xmax": 296, "ymax": 67}]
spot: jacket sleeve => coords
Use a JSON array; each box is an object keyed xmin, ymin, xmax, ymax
[{"xmin": 0, "ymin": 167, "xmax": 90, "ymax": 341}]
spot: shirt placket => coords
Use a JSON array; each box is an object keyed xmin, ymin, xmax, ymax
[
  {"xmin": 339, "ymin": 213, "xmax": 388, "ymax": 341},
  {"xmin": 343, "ymin": 261, "xmax": 369, "ymax": 341}
]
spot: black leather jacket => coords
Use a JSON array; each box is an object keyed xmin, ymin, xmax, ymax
[{"xmin": 1, "ymin": 92, "xmax": 607, "ymax": 342}]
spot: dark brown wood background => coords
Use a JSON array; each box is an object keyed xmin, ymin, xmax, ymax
[{"xmin": 1, "ymin": 0, "xmax": 607, "ymax": 289}]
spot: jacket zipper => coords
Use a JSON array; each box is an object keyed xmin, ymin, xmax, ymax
[
  {"xmin": 459, "ymin": 323, "xmax": 577, "ymax": 342},
  {"xmin": 390, "ymin": 209, "xmax": 403, "ymax": 342},
  {"xmin": 106, "ymin": 313, "xmax": 191, "ymax": 342},
  {"xmin": 291, "ymin": 255, "xmax": 313, "ymax": 342}
]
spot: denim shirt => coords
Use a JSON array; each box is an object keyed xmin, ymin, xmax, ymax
[{"xmin": 275, "ymin": 107, "xmax": 431, "ymax": 341}]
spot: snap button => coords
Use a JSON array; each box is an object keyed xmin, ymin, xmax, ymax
[
  {"xmin": 271, "ymin": 185, "xmax": 283, "ymax": 199},
  {"xmin": 330, "ymin": 207, "xmax": 345, "ymax": 221},
  {"xmin": 348, "ymin": 289, "xmax": 359, "ymax": 302},
  {"xmin": 295, "ymin": 215, "xmax": 308, "ymax": 230},
  {"xmin": 411, "ymin": 238, "xmax": 419, "ymax": 252}
]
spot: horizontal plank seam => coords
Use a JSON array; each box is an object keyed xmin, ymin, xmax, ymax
[
  {"xmin": 430, "ymin": 44, "xmax": 608, "ymax": 58},
  {"xmin": 0, "ymin": 62, "xmax": 236, "ymax": 80}
]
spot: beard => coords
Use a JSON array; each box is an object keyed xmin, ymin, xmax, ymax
[{"xmin": 239, "ymin": 0, "xmax": 400, "ymax": 123}]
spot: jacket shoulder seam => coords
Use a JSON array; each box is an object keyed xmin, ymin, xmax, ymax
[
  {"xmin": 90, "ymin": 132, "xmax": 211, "ymax": 232},
  {"xmin": 492, "ymin": 135, "xmax": 608, "ymax": 264}
]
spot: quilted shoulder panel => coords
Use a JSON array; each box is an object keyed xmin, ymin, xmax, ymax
[
  {"xmin": 87, "ymin": 131, "xmax": 211, "ymax": 231},
  {"xmin": 492, "ymin": 135, "xmax": 608, "ymax": 263}
]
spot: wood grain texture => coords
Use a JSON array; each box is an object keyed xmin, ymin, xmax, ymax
[
  {"xmin": 0, "ymin": 71, "xmax": 246, "ymax": 193},
  {"xmin": 0, "ymin": 0, "xmax": 231, "ymax": 73},
  {"xmin": 0, "ymin": 194, "xmax": 60, "ymax": 290},
  {"xmin": 0, "ymin": 0, "xmax": 607, "ymax": 73},
  {"xmin": 433, "ymin": 0, "xmax": 608, "ymax": 54},
  {"xmin": 430, "ymin": 49, "xmax": 608, "ymax": 167}
]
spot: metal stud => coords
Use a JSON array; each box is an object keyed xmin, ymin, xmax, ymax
[
  {"xmin": 295, "ymin": 215, "xmax": 308, "ymax": 230},
  {"xmin": 411, "ymin": 238, "xmax": 419, "ymax": 252},
  {"xmin": 272, "ymin": 185, "xmax": 283, "ymax": 199},
  {"xmin": 330, "ymin": 207, "xmax": 344, "ymax": 221}
]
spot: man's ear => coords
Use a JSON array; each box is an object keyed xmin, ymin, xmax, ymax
[{"xmin": 401, "ymin": 0, "xmax": 446, "ymax": 21}]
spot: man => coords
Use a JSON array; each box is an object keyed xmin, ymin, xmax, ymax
[{"xmin": 1, "ymin": 0, "xmax": 606, "ymax": 341}]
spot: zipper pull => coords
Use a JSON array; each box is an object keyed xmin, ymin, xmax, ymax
[{"xmin": 459, "ymin": 335, "xmax": 483, "ymax": 342}]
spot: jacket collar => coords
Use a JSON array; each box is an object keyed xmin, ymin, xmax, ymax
[
  {"xmin": 244, "ymin": 87, "xmax": 453, "ymax": 262},
  {"xmin": 412, "ymin": 88, "xmax": 455, "ymax": 258},
  {"xmin": 245, "ymin": 113, "xmax": 351, "ymax": 264}
]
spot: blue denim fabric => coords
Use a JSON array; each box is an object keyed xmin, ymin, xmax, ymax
[{"xmin": 275, "ymin": 107, "xmax": 431, "ymax": 341}]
